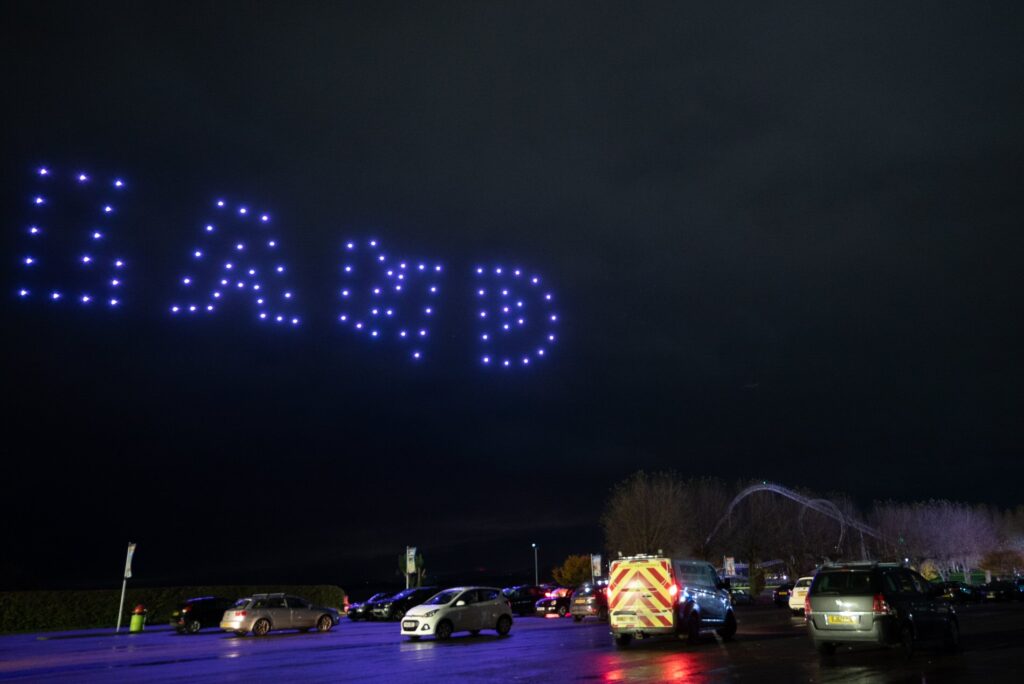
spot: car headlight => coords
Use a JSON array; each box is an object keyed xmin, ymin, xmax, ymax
[{"xmin": 424, "ymin": 609, "xmax": 438, "ymax": 617}]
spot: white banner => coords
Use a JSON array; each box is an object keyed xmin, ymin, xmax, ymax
[
  {"xmin": 724, "ymin": 556, "xmax": 735, "ymax": 577},
  {"xmin": 406, "ymin": 547, "xmax": 417, "ymax": 574},
  {"xmin": 124, "ymin": 542, "xmax": 137, "ymax": 579},
  {"xmin": 591, "ymin": 554, "xmax": 602, "ymax": 578}
]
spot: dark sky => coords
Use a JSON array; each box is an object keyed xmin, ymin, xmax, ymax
[{"xmin": 2, "ymin": 1, "xmax": 1022, "ymax": 591}]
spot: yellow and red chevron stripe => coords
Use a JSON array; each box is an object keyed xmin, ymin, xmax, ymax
[{"xmin": 609, "ymin": 559, "xmax": 675, "ymax": 629}]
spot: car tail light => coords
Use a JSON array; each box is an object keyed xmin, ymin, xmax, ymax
[
  {"xmin": 545, "ymin": 591, "xmax": 553, "ymax": 598},
  {"xmin": 872, "ymin": 594, "xmax": 893, "ymax": 616},
  {"xmin": 234, "ymin": 610, "xmax": 247, "ymax": 617},
  {"xmin": 804, "ymin": 596, "xmax": 811, "ymax": 614},
  {"xmin": 182, "ymin": 605, "xmax": 192, "ymax": 613},
  {"xmin": 668, "ymin": 584, "xmax": 679, "ymax": 598}
]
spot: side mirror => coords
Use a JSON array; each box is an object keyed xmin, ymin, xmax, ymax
[{"xmin": 455, "ymin": 600, "xmax": 466, "ymax": 607}]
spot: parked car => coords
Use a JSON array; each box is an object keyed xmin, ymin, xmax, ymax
[
  {"xmin": 788, "ymin": 577, "xmax": 813, "ymax": 614},
  {"xmin": 773, "ymin": 583, "xmax": 794, "ymax": 607},
  {"xmin": 806, "ymin": 562, "xmax": 959, "ymax": 656},
  {"xmin": 348, "ymin": 592, "xmax": 391, "ymax": 620},
  {"xmin": 729, "ymin": 588, "xmax": 755, "ymax": 606},
  {"xmin": 220, "ymin": 593, "xmax": 340, "ymax": 636},
  {"xmin": 502, "ymin": 585, "xmax": 548, "ymax": 616},
  {"xmin": 170, "ymin": 596, "xmax": 234, "ymax": 634},
  {"xmin": 934, "ymin": 581, "xmax": 982, "ymax": 604},
  {"xmin": 372, "ymin": 586, "xmax": 439, "ymax": 620},
  {"xmin": 981, "ymin": 581, "xmax": 1019, "ymax": 602},
  {"xmin": 535, "ymin": 586, "xmax": 574, "ymax": 617},
  {"xmin": 608, "ymin": 555, "xmax": 736, "ymax": 647},
  {"xmin": 570, "ymin": 581, "xmax": 609, "ymax": 622},
  {"xmin": 400, "ymin": 587, "xmax": 513, "ymax": 640}
]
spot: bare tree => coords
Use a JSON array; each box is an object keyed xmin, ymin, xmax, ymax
[{"xmin": 601, "ymin": 471, "xmax": 687, "ymax": 557}]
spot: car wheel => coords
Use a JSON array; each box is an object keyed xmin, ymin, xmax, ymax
[
  {"xmin": 435, "ymin": 620, "xmax": 454, "ymax": 640},
  {"xmin": 944, "ymin": 619, "xmax": 960, "ymax": 652},
  {"xmin": 687, "ymin": 613, "xmax": 701, "ymax": 644},
  {"xmin": 815, "ymin": 641, "xmax": 836, "ymax": 656},
  {"xmin": 317, "ymin": 615, "xmax": 333, "ymax": 633},
  {"xmin": 573, "ymin": 615, "xmax": 583, "ymax": 623},
  {"xmin": 717, "ymin": 611, "xmax": 737, "ymax": 641},
  {"xmin": 186, "ymin": 619, "xmax": 202, "ymax": 634},
  {"xmin": 470, "ymin": 629, "xmax": 481, "ymax": 636},
  {"xmin": 614, "ymin": 633, "xmax": 632, "ymax": 648},
  {"xmin": 496, "ymin": 614, "xmax": 512, "ymax": 636},
  {"xmin": 901, "ymin": 624, "xmax": 915, "ymax": 658},
  {"xmin": 557, "ymin": 605, "xmax": 568, "ymax": 618},
  {"xmin": 392, "ymin": 608, "xmax": 405, "ymax": 621},
  {"xmin": 252, "ymin": 619, "xmax": 271, "ymax": 637}
]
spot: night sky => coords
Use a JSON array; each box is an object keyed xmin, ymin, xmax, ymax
[{"xmin": 3, "ymin": 1, "xmax": 1022, "ymax": 591}]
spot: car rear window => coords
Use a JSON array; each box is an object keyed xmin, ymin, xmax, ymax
[{"xmin": 810, "ymin": 571, "xmax": 877, "ymax": 595}]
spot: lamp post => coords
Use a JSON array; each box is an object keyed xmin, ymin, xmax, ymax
[{"xmin": 531, "ymin": 543, "xmax": 538, "ymax": 585}]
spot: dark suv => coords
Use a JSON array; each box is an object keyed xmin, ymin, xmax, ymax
[
  {"xmin": 806, "ymin": 562, "xmax": 959, "ymax": 656},
  {"xmin": 502, "ymin": 585, "xmax": 547, "ymax": 616},
  {"xmin": 371, "ymin": 586, "xmax": 439, "ymax": 620},
  {"xmin": 171, "ymin": 596, "xmax": 235, "ymax": 634}
]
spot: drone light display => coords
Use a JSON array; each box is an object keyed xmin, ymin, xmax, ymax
[
  {"xmin": 15, "ymin": 165, "xmax": 561, "ymax": 369},
  {"xmin": 169, "ymin": 199, "xmax": 302, "ymax": 327},
  {"xmin": 16, "ymin": 167, "xmax": 128, "ymax": 308},
  {"xmin": 474, "ymin": 265, "xmax": 557, "ymax": 368},
  {"xmin": 337, "ymin": 239, "xmax": 444, "ymax": 361}
]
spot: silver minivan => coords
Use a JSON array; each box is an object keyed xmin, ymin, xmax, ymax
[{"xmin": 220, "ymin": 593, "xmax": 338, "ymax": 636}]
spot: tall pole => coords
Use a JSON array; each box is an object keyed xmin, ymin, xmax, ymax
[
  {"xmin": 115, "ymin": 542, "xmax": 135, "ymax": 633},
  {"xmin": 532, "ymin": 543, "xmax": 538, "ymax": 585}
]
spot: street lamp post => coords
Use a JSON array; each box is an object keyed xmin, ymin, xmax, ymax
[{"xmin": 531, "ymin": 543, "xmax": 538, "ymax": 585}]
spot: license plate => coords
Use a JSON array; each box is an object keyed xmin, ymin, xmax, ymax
[
  {"xmin": 826, "ymin": 614, "xmax": 855, "ymax": 625},
  {"xmin": 402, "ymin": 620, "xmax": 417, "ymax": 630},
  {"xmin": 575, "ymin": 599, "xmax": 586, "ymax": 604}
]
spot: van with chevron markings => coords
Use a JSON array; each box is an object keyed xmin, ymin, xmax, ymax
[{"xmin": 608, "ymin": 555, "xmax": 737, "ymax": 647}]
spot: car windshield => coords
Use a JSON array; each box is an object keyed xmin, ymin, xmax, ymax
[
  {"xmin": 811, "ymin": 571, "xmax": 877, "ymax": 595},
  {"xmin": 795, "ymin": 578, "xmax": 812, "ymax": 588},
  {"xmin": 368, "ymin": 593, "xmax": 387, "ymax": 602},
  {"xmin": 232, "ymin": 598, "xmax": 250, "ymax": 608},
  {"xmin": 424, "ymin": 589, "xmax": 462, "ymax": 605}
]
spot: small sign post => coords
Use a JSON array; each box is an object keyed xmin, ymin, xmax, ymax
[
  {"xmin": 406, "ymin": 547, "xmax": 417, "ymax": 589},
  {"xmin": 115, "ymin": 543, "xmax": 136, "ymax": 633}
]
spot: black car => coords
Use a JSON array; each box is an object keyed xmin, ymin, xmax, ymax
[
  {"xmin": 502, "ymin": 585, "xmax": 547, "ymax": 616},
  {"xmin": 981, "ymin": 581, "xmax": 1019, "ymax": 602},
  {"xmin": 729, "ymin": 588, "xmax": 755, "ymax": 606},
  {"xmin": 935, "ymin": 581, "xmax": 982, "ymax": 604},
  {"xmin": 372, "ymin": 586, "xmax": 439, "ymax": 620},
  {"xmin": 535, "ymin": 587, "xmax": 574, "ymax": 618},
  {"xmin": 171, "ymin": 596, "xmax": 235, "ymax": 634},
  {"xmin": 348, "ymin": 592, "xmax": 391, "ymax": 620},
  {"xmin": 807, "ymin": 562, "xmax": 959, "ymax": 656},
  {"xmin": 773, "ymin": 583, "xmax": 794, "ymax": 607},
  {"xmin": 570, "ymin": 581, "xmax": 608, "ymax": 622}
]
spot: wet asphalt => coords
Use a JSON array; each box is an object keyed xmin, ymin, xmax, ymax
[{"xmin": 1, "ymin": 603, "xmax": 1022, "ymax": 682}]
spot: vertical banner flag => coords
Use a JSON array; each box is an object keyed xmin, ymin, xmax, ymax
[
  {"xmin": 406, "ymin": 547, "xmax": 417, "ymax": 574},
  {"xmin": 591, "ymin": 554, "xmax": 602, "ymax": 578},
  {"xmin": 724, "ymin": 556, "xmax": 736, "ymax": 577},
  {"xmin": 124, "ymin": 543, "xmax": 137, "ymax": 579}
]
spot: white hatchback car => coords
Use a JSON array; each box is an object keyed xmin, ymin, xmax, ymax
[
  {"xmin": 400, "ymin": 587, "xmax": 513, "ymax": 640},
  {"xmin": 789, "ymin": 576, "xmax": 813, "ymax": 614}
]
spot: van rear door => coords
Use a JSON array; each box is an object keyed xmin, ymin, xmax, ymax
[{"xmin": 609, "ymin": 558, "xmax": 676, "ymax": 632}]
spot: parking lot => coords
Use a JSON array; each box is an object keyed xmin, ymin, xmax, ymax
[{"xmin": 2, "ymin": 603, "xmax": 1023, "ymax": 682}]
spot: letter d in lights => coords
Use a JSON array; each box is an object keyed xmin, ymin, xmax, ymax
[{"xmin": 473, "ymin": 265, "xmax": 558, "ymax": 369}]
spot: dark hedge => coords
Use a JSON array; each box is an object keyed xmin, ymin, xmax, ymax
[{"xmin": 0, "ymin": 585, "xmax": 345, "ymax": 633}]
